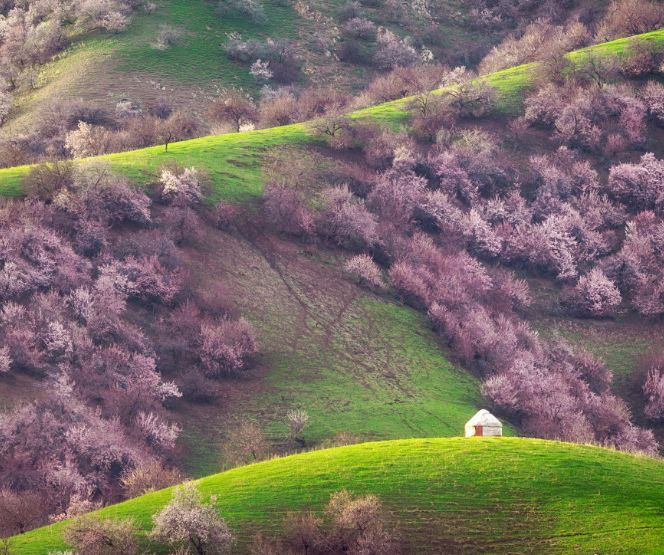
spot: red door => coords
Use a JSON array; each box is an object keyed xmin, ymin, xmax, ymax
[{"xmin": 475, "ymin": 425, "xmax": 483, "ymax": 437}]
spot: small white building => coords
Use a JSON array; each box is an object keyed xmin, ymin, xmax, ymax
[{"xmin": 465, "ymin": 409, "xmax": 502, "ymax": 437}]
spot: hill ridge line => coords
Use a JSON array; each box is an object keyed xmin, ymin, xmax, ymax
[{"xmin": 0, "ymin": 28, "xmax": 663, "ymax": 199}]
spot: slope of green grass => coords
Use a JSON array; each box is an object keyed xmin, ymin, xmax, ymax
[
  {"xmin": 9, "ymin": 438, "xmax": 664, "ymax": 554},
  {"xmin": 2, "ymin": 28, "xmax": 663, "ymax": 200},
  {"xmin": 113, "ymin": 0, "xmax": 298, "ymax": 88},
  {"xmin": 5, "ymin": 0, "xmax": 299, "ymax": 142},
  {"xmin": 254, "ymin": 298, "xmax": 486, "ymax": 442},
  {"xmin": 176, "ymin": 229, "xmax": 493, "ymax": 477}
]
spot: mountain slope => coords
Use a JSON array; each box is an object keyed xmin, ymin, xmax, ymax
[
  {"xmin": 174, "ymin": 226, "xmax": 488, "ymax": 476},
  {"xmin": 7, "ymin": 0, "xmax": 535, "ymax": 140},
  {"xmin": 1, "ymin": 27, "xmax": 662, "ymax": 199},
  {"xmin": 6, "ymin": 0, "xmax": 300, "ymax": 137},
  {"xmin": 9, "ymin": 438, "xmax": 664, "ymax": 554}
]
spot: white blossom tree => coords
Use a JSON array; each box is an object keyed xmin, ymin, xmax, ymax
[{"xmin": 150, "ymin": 481, "xmax": 233, "ymax": 555}]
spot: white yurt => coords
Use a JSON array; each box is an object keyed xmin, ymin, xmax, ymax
[{"xmin": 465, "ymin": 409, "xmax": 502, "ymax": 437}]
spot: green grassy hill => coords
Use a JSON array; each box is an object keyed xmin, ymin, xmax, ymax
[
  {"xmin": 6, "ymin": 0, "xmax": 300, "ymax": 136},
  {"xmin": 176, "ymin": 228, "xmax": 490, "ymax": 476},
  {"xmin": 1, "ymin": 27, "xmax": 662, "ymax": 200},
  {"xmin": 6, "ymin": 0, "xmax": 513, "ymax": 140},
  {"xmin": 9, "ymin": 438, "xmax": 664, "ymax": 554}
]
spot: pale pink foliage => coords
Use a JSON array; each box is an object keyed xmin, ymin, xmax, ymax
[
  {"xmin": 604, "ymin": 212, "xmax": 664, "ymax": 315},
  {"xmin": 262, "ymin": 184, "xmax": 314, "ymax": 236},
  {"xmin": 641, "ymin": 80, "xmax": 664, "ymax": 125},
  {"xmin": 0, "ymin": 346, "xmax": 11, "ymax": 373},
  {"xmin": 136, "ymin": 411, "xmax": 181, "ymax": 450},
  {"xmin": 373, "ymin": 29, "xmax": 419, "ymax": 69},
  {"xmin": 643, "ymin": 353, "xmax": 664, "ymax": 420},
  {"xmin": 608, "ymin": 153, "xmax": 664, "ymax": 212},
  {"xmin": 432, "ymin": 151, "xmax": 479, "ymax": 205},
  {"xmin": 344, "ymin": 255, "xmax": 384, "ymax": 288},
  {"xmin": 200, "ymin": 317, "xmax": 257, "ymax": 377},
  {"xmin": 160, "ymin": 167, "xmax": 203, "ymax": 206},
  {"xmin": 0, "ymin": 222, "xmax": 89, "ymax": 300},
  {"xmin": 531, "ymin": 147, "xmax": 599, "ymax": 199},
  {"xmin": 572, "ymin": 268, "xmax": 622, "ymax": 316},
  {"xmin": 368, "ymin": 167, "xmax": 427, "ymax": 228},
  {"xmin": 150, "ymin": 481, "xmax": 233, "ymax": 554},
  {"xmin": 64, "ymin": 515, "xmax": 137, "ymax": 555},
  {"xmin": 100, "ymin": 256, "xmax": 183, "ymax": 304},
  {"xmin": 0, "ymin": 379, "xmax": 149, "ymax": 512},
  {"xmin": 317, "ymin": 186, "xmax": 378, "ymax": 250},
  {"xmin": 84, "ymin": 177, "xmax": 152, "ymax": 225}
]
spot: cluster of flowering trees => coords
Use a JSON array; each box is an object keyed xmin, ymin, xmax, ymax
[
  {"xmin": 60, "ymin": 481, "xmax": 232, "ymax": 555},
  {"xmin": 261, "ymin": 81, "xmax": 664, "ymax": 452},
  {"xmin": 254, "ymin": 489, "xmax": 399, "ymax": 555},
  {"xmin": 0, "ymin": 0, "xmax": 141, "ymax": 132},
  {"xmin": 524, "ymin": 83, "xmax": 656, "ymax": 153},
  {"xmin": 0, "ymin": 163, "xmax": 257, "ymax": 534}
]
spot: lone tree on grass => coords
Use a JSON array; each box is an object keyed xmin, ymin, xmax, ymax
[
  {"xmin": 159, "ymin": 112, "xmax": 199, "ymax": 153},
  {"xmin": 151, "ymin": 481, "xmax": 233, "ymax": 555},
  {"xmin": 286, "ymin": 409, "xmax": 310, "ymax": 447},
  {"xmin": 222, "ymin": 420, "xmax": 271, "ymax": 468}
]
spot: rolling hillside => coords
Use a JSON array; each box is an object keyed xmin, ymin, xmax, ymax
[
  {"xmin": 5, "ymin": 0, "xmax": 519, "ymax": 140},
  {"xmin": 0, "ymin": 27, "xmax": 662, "ymax": 200},
  {"xmin": 5, "ymin": 0, "xmax": 300, "ymax": 137},
  {"xmin": 0, "ymin": 27, "xmax": 662, "ymax": 472},
  {"xmin": 9, "ymin": 438, "xmax": 664, "ymax": 554},
  {"xmin": 175, "ymin": 223, "xmax": 489, "ymax": 476},
  {"xmin": 2, "ymin": 26, "xmax": 664, "ymax": 547}
]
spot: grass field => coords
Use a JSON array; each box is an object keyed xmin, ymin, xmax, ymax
[
  {"xmin": 5, "ymin": 0, "xmax": 517, "ymax": 140},
  {"xmin": 2, "ymin": 27, "xmax": 663, "ymax": 200},
  {"xmin": 175, "ymin": 227, "xmax": 492, "ymax": 477},
  {"xmin": 9, "ymin": 438, "xmax": 664, "ymax": 554},
  {"xmin": 4, "ymin": 0, "xmax": 299, "ymax": 140},
  {"xmin": 113, "ymin": 0, "xmax": 298, "ymax": 88}
]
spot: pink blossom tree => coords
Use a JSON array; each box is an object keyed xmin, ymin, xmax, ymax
[
  {"xmin": 160, "ymin": 167, "xmax": 203, "ymax": 206},
  {"xmin": 570, "ymin": 268, "xmax": 622, "ymax": 317},
  {"xmin": 317, "ymin": 186, "xmax": 378, "ymax": 250},
  {"xmin": 344, "ymin": 255, "xmax": 384, "ymax": 288},
  {"xmin": 368, "ymin": 168, "xmax": 427, "ymax": 229},
  {"xmin": 642, "ymin": 353, "xmax": 664, "ymax": 420},
  {"xmin": 608, "ymin": 153, "xmax": 664, "ymax": 211},
  {"xmin": 150, "ymin": 481, "xmax": 233, "ymax": 555},
  {"xmin": 199, "ymin": 318, "xmax": 257, "ymax": 377},
  {"xmin": 262, "ymin": 184, "xmax": 314, "ymax": 237}
]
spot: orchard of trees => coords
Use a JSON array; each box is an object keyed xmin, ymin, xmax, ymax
[
  {"xmin": 2, "ymin": 0, "xmax": 664, "ymax": 542},
  {"xmin": 255, "ymin": 1, "xmax": 664, "ymax": 457},
  {"xmin": 0, "ymin": 162, "xmax": 258, "ymax": 536}
]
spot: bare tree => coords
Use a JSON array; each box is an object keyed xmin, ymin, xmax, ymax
[
  {"xmin": 222, "ymin": 420, "xmax": 271, "ymax": 467},
  {"xmin": 286, "ymin": 409, "xmax": 309, "ymax": 447},
  {"xmin": 0, "ymin": 489, "xmax": 47, "ymax": 536},
  {"xmin": 283, "ymin": 511, "xmax": 324, "ymax": 555},
  {"xmin": 159, "ymin": 112, "xmax": 199, "ymax": 153},
  {"xmin": 209, "ymin": 89, "xmax": 258, "ymax": 132},
  {"xmin": 121, "ymin": 463, "xmax": 184, "ymax": 499},
  {"xmin": 64, "ymin": 515, "xmax": 138, "ymax": 555}
]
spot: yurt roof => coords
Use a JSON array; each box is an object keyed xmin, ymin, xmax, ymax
[{"xmin": 466, "ymin": 409, "xmax": 502, "ymax": 427}]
